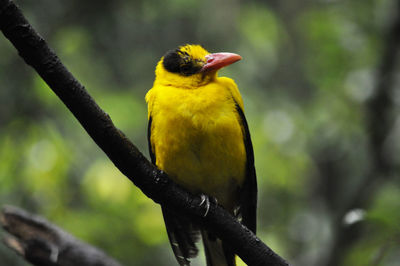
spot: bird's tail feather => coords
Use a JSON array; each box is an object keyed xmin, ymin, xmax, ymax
[
  {"xmin": 162, "ymin": 206, "xmax": 200, "ymax": 266},
  {"xmin": 202, "ymin": 230, "xmax": 235, "ymax": 266}
]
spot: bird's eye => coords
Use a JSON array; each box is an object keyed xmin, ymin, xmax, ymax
[{"xmin": 180, "ymin": 64, "xmax": 191, "ymax": 73}]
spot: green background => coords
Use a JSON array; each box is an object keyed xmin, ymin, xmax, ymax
[{"xmin": 1, "ymin": 0, "xmax": 399, "ymax": 265}]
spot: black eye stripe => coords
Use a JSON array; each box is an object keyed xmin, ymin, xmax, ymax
[{"xmin": 162, "ymin": 48, "xmax": 203, "ymax": 76}]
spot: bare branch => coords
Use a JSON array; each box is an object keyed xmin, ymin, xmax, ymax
[{"xmin": 1, "ymin": 205, "xmax": 122, "ymax": 266}]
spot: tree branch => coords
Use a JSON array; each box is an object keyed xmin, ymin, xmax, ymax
[
  {"xmin": 1, "ymin": 205, "xmax": 122, "ymax": 266},
  {"xmin": 0, "ymin": 0, "xmax": 289, "ymax": 265}
]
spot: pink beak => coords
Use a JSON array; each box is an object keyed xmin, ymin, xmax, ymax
[{"xmin": 200, "ymin": 52, "xmax": 242, "ymax": 72}]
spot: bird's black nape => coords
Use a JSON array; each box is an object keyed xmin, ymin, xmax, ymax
[{"xmin": 162, "ymin": 48, "xmax": 203, "ymax": 76}]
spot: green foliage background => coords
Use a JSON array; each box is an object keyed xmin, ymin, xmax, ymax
[{"xmin": 1, "ymin": 0, "xmax": 400, "ymax": 265}]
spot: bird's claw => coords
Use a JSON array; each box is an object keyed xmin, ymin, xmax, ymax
[
  {"xmin": 199, "ymin": 194, "xmax": 210, "ymax": 217},
  {"xmin": 199, "ymin": 195, "xmax": 218, "ymax": 217}
]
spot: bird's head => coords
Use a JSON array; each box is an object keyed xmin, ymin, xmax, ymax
[{"xmin": 154, "ymin": 44, "xmax": 241, "ymax": 88}]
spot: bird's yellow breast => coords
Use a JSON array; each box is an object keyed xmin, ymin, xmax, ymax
[{"xmin": 146, "ymin": 78, "xmax": 246, "ymax": 209}]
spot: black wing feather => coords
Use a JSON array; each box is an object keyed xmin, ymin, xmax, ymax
[
  {"xmin": 235, "ymin": 103, "xmax": 258, "ymax": 234},
  {"xmin": 147, "ymin": 116, "xmax": 156, "ymax": 164}
]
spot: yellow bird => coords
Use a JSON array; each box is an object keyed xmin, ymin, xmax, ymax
[{"xmin": 146, "ymin": 44, "xmax": 257, "ymax": 266}]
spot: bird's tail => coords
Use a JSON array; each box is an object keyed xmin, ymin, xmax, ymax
[{"xmin": 201, "ymin": 230, "xmax": 235, "ymax": 266}]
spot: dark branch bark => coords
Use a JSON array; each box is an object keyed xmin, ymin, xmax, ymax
[
  {"xmin": 0, "ymin": 0, "xmax": 289, "ymax": 265},
  {"xmin": 1, "ymin": 206, "xmax": 122, "ymax": 266}
]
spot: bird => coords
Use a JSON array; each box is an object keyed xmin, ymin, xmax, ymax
[{"xmin": 146, "ymin": 44, "xmax": 257, "ymax": 266}]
